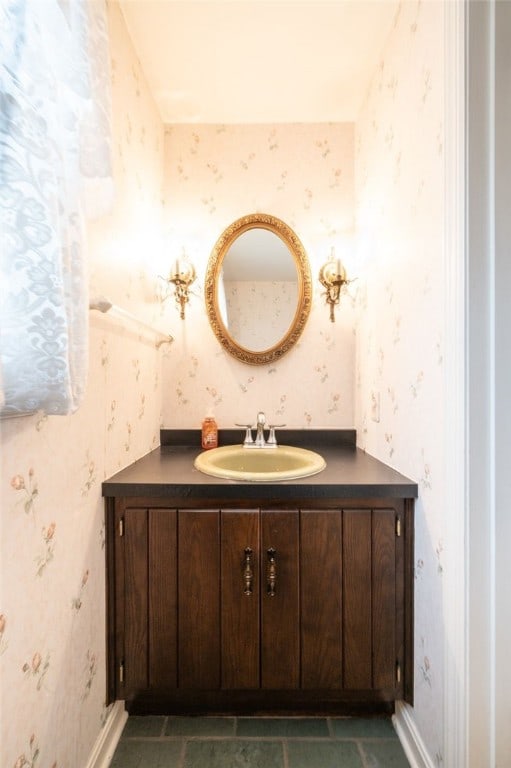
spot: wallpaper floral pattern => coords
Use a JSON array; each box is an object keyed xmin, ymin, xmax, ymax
[
  {"xmin": 0, "ymin": 4, "xmax": 165, "ymax": 766},
  {"xmin": 355, "ymin": 1, "xmax": 445, "ymax": 764},
  {"xmin": 161, "ymin": 123, "xmax": 356, "ymax": 429}
]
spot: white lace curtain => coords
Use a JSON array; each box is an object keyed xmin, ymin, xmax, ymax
[{"xmin": 0, "ymin": 0, "xmax": 112, "ymax": 417}]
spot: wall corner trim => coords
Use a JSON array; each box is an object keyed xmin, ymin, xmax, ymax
[
  {"xmin": 84, "ymin": 700, "xmax": 128, "ymax": 768},
  {"xmin": 443, "ymin": 0, "xmax": 468, "ymax": 766},
  {"xmin": 393, "ymin": 702, "xmax": 436, "ymax": 768}
]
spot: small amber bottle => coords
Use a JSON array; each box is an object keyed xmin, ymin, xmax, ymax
[{"xmin": 201, "ymin": 414, "xmax": 218, "ymax": 450}]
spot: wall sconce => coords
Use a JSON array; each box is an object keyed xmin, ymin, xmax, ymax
[
  {"xmin": 318, "ymin": 248, "xmax": 352, "ymax": 323},
  {"xmin": 163, "ymin": 255, "xmax": 196, "ymax": 320}
]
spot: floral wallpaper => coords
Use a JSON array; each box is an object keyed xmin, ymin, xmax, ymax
[
  {"xmin": 355, "ymin": 1, "xmax": 445, "ymax": 764},
  {"xmin": 161, "ymin": 123, "xmax": 356, "ymax": 429},
  {"xmin": 0, "ymin": 4, "xmax": 166, "ymax": 767}
]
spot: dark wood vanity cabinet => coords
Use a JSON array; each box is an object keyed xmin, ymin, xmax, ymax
[{"xmin": 106, "ymin": 498, "xmax": 413, "ymax": 713}]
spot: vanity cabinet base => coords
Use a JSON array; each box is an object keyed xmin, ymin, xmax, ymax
[
  {"xmin": 124, "ymin": 689, "xmax": 397, "ymax": 717},
  {"xmin": 106, "ymin": 497, "xmax": 414, "ymax": 714}
]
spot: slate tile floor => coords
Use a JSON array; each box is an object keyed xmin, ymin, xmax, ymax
[{"xmin": 110, "ymin": 716, "xmax": 410, "ymax": 767}]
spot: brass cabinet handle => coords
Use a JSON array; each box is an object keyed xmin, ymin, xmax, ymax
[
  {"xmin": 267, "ymin": 548, "xmax": 277, "ymax": 596},
  {"xmin": 243, "ymin": 547, "xmax": 253, "ymax": 595}
]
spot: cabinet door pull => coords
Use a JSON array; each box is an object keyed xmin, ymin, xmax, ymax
[
  {"xmin": 267, "ymin": 548, "xmax": 277, "ymax": 596},
  {"xmin": 243, "ymin": 547, "xmax": 254, "ymax": 595}
]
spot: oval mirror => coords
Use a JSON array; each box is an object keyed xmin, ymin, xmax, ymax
[{"xmin": 205, "ymin": 213, "xmax": 312, "ymax": 365}]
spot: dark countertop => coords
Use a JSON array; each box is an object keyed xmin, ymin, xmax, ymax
[{"xmin": 102, "ymin": 429, "xmax": 418, "ymax": 502}]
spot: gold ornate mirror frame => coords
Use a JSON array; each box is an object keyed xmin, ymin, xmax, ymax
[{"xmin": 205, "ymin": 213, "xmax": 312, "ymax": 365}]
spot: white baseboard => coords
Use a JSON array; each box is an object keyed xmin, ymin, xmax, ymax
[
  {"xmin": 393, "ymin": 701, "xmax": 436, "ymax": 768},
  {"xmin": 84, "ymin": 700, "xmax": 128, "ymax": 768}
]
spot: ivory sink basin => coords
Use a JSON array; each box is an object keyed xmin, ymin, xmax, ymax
[{"xmin": 194, "ymin": 444, "xmax": 326, "ymax": 482}]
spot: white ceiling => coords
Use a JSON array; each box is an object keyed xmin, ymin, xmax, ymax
[{"xmin": 118, "ymin": 0, "xmax": 399, "ymax": 124}]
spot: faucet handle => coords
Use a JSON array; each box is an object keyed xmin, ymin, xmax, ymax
[
  {"xmin": 266, "ymin": 424, "xmax": 286, "ymax": 447},
  {"xmin": 235, "ymin": 423, "xmax": 254, "ymax": 446}
]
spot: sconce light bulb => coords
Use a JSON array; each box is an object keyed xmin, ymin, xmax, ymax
[
  {"xmin": 171, "ymin": 259, "xmax": 180, "ymax": 280},
  {"xmin": 336, "ymin": 261, "xmax": 347, "ymax": 281}
]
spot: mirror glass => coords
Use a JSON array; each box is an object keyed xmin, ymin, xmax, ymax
[{"xmin": 205, "ymin": 213, "xmax": 312, "ymax": 365}]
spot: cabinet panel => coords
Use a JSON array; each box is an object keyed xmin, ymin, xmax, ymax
[
  {"xmin": 148, "ymin": 509, "xmax": 177, "ymax": 688},
  {"xmin": 123, "ymin": 509, "xmax": 149, "ymax": 694},
  {"xmin": 372, "ymin": 510, "xmax": 397, "ymax": 689},
  {"xmin": 261, "ymin": 511, "xmax": 300, "ymax": 689},
  {"xmin": 178, "ymin": 510, "xmax": 220, "ymax": 689},
  {"xmin": 343, "ymin": 510, "xmax": 372, "ymax": 689},
  {"xmin": 221, "ymin": 511, "xmax": 260, "ymax": 688},
  {"xmin": 301, "ymin": 511, "xmax": 342, "ymax": 689},
  {"xmin": 343, "ymin": 509, "xmax": 398, "ymax": 691}
]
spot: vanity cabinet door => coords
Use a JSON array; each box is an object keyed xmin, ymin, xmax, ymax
[
  {"xmin": 114, "ymin": 506, "xmax": 220, "ymax": 699},
  {"xmin": 343, "ymin": 508, "xmax": 400, "ymax": 692},
  {"xmin": 301, "ymin": 508, "xmax": 401, "ymax": 693},
  {"xmin": 220, "ymin": 509, "xmax": 300, "ymax": 689},
  {"xmin": 300, "ymin": 511, "xmax": 343, "ymax": 689},
  {"xmin": 114, "ymin": 506, "xmax": 178, "ymax": 700},
  {"xmin": 117, "ymin": 507, "xmax": 149, "ymax": 698},
  {"xmin": 260, "ymin": 511, "xmax": 300, "ymax": 688},
  {"xmin": 221, "ymin": 511, "xmax": 260, "ymax": 688},
  {"xmin": 178, "ymin": 510, "xmax": 221, "ymax": 689},
  {"xmin": 148, "ymin": 508, "xmax": 178, "ymax": 688}
]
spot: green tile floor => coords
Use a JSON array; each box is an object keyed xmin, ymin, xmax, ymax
[{"xmin": 110, "ymin": 716, "xmax": 410, "ymax": 767}]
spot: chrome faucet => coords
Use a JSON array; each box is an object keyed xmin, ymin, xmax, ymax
[
  {"xmin": 254, "ymin": 411, "xmax": 266, "ymax": 447},
  {"xmin": 236, "ymin": 412, "xmax": 285, "ymax": 448}
]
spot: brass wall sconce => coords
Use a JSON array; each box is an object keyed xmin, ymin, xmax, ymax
[
  {"xmin": 318, "ymin": 249, "xmax": 352, "ymax": 323},
  {"xmin": 163, "ymin": 255, "xmax": 196, "ymax": 320}
]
